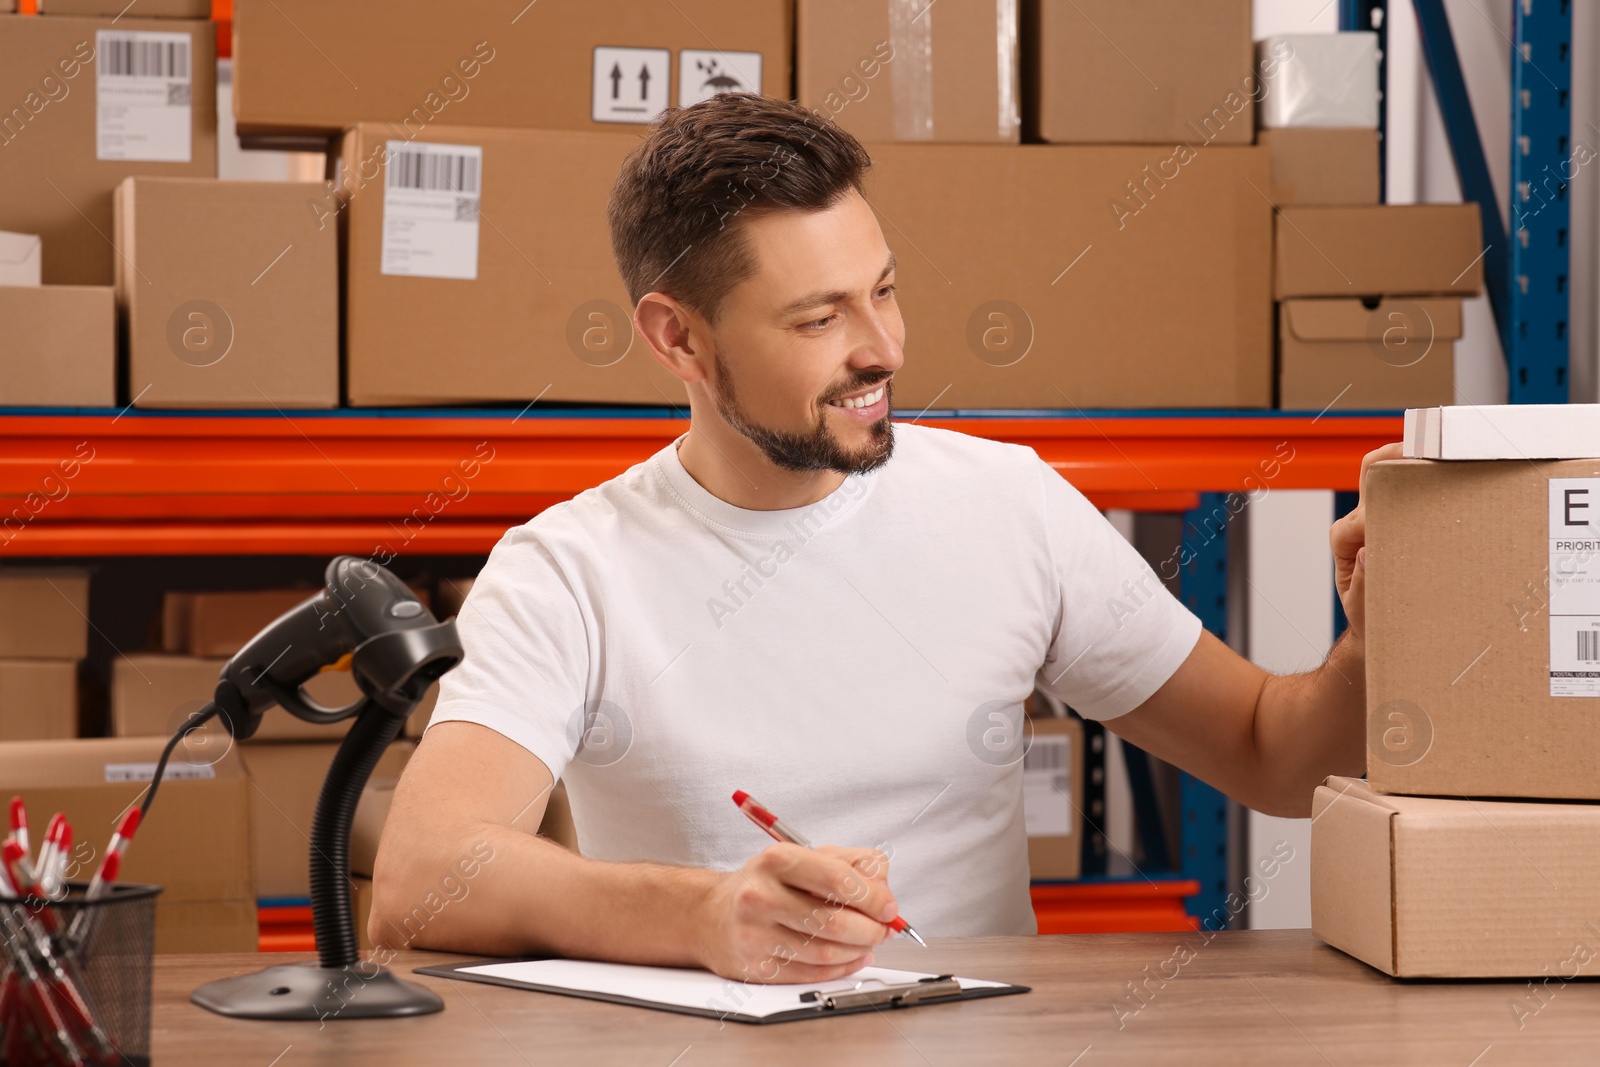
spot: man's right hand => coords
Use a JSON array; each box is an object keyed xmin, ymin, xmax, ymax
[{"xmin": 696, "ymin": 843, "xmax": 900, "ymax": 984}]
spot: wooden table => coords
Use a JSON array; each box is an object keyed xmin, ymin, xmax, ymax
[{"xmin": 150, "ymin": 931, "xmax": 1595, "ymax": 1065}]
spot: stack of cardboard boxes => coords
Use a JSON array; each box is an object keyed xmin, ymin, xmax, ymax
[
  {"xmin": 1256, "ymin": 32, "xmax": 1483, "ymax": 411},
  {"xmin": 0, "ymin": 569, "xmax": 86, "ymax": 741},
  {"xmin": 1313, "ymin": 410, "xmax": 1600, "ymax": 977},
  {"xmin": 0, "ymin": 4, "xmax": 217, "ymax": 405}
]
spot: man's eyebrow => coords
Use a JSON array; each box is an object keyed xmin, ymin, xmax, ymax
[{"xmin": 776, "ymin": 253, "xmax": 897, "ymax": 318}]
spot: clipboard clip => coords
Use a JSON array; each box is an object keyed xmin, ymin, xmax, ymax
[{"xmin": 799, "ymin": 974, "xmax": 962, "ymax": 1011}]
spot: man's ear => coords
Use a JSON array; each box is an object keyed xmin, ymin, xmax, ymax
[{"xmin": 635, "ymin": 293, "xmax": 710, "ymax": 385}]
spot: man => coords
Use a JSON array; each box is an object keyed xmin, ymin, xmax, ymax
[{"xmin": 372, "ymin": 93, "xmax": 1391, "ymax": 984}]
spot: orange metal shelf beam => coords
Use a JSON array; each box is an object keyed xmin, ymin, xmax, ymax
[{"xmin": 0, "ymin": 413, "xmax": 1401, "ymax": 557}]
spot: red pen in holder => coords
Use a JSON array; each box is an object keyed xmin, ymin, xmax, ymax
[{"xmin": 0, "ymin": 882, "xmax": 161, "ymax": 1067}]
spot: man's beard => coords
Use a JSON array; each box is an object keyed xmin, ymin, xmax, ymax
[{"xmin": 709, "ymin": 350, "xmax": 895, "ymax": 476}]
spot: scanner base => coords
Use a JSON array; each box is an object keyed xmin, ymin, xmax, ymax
[{"xmin": 190, "ymin": 962, "xmax": 444, "ymax": 1021}]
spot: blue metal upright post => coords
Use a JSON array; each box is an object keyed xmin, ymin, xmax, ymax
[
  {"xmin": 1340, "ymin": 0, "xmax": 1389, "ymax": 202},
  {"xmin": 1179, "ymin": 492, "xmax": 1234, "ymax": 929}
]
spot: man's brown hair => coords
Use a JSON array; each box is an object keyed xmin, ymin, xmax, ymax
[{"xmin": 607, "ymin": 93, "xmax": 872, "ymax": 325}]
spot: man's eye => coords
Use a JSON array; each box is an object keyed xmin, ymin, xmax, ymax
[
  {"xmin": 877, "ymin": 284, "xmax": 897, "ymax": 298},
  {"xmin": 802, "ymin": 314, "xmax": 837, "ymax": 331}
]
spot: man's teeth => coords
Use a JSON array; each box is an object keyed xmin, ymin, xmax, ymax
[{"xmin": 828, "ymin": 385, "xmax": 885, "ymax": 409}]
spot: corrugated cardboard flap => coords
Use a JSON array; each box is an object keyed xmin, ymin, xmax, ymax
[
  {"xmin": 1283, "ymin": 298, "xmax": 1463, "ymax": 344},
  {"xmin": 1310, "ymin": 777, "xmax": 1397, "ymax": 974}
]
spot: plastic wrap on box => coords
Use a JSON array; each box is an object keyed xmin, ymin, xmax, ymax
[{"xmin": 1256, "ymin": 32, "xmax": 1379, "ymax": 128}]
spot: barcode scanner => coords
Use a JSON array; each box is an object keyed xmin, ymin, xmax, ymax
[
  {"xmin": 183, "ymin": 556, "xmax": 465, "ymax": 1022},
  {"xmin": 211, "ymin": 556, "xmax": 463, "ymax": 742}
]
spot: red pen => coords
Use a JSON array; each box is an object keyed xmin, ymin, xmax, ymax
[
  {"xmin": 9, "ymin": 797, "xmax": 28, "ymax": 858},
  {"xmin": 731, "ymin": 790, "xmax": 927, "ymax": 947}
]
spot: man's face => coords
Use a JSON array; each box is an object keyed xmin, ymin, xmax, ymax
[{"xmin": 700, "ymin": 189, "xmax": 904, "ymax": 476}]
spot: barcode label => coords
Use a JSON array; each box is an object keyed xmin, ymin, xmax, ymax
[
  {"xmin": 104, "ymin": 761, "xmax": 216, "ymax": 783},
  {"xmin": 96, "ymin": 30, "xmax": 193, "ymax": 163},
  {"xmin": 1022, "ymin": 733, "xmax": 1073, "ymax": 838},
  {"xmin": 388, "ymin": 149, "xmax": 481, "ymax": 196},
  {"xmin": 1580, "ymin": 631, "xmax": 1600, "ymax": 662},
  {"xmin": 381, "ymin": 142, "xmax": 483, "ymax": 281},
  {"xmin": 1023, "ymin": 739, "xmax": 1067, "ymax": 772},
  {"xmin": 1550, "ymin": 479, "xmax": 1600, "ymax": 696},
  {"xmin": 100, "ymin": 34, "xmax": 190, "ymax": 79}
]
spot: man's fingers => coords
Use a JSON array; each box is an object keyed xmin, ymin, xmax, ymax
[
  {"xmin": 768, "ymin": 882, "xmax": 892, "ymax": 949},
  {"xmin": 760, "ymin": 844, "xmax": 899, "ymax": 923},
  {"xmin": 1357, "ymin": 442, "xmax": 1404, "ymax": 500}
]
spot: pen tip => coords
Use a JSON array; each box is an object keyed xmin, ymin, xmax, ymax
[{"xmin": 904, "ymin": 924, "xmax": 928, "ymax": 948}]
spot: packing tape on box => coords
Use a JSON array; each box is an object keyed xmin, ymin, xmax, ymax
[
  {"xmin": 888, "ymin": 0, "xmax": 934, "ymax": 140},
  {"xmin": 887, "ymin": 0, "xmax": 1019, "ymax": 141}
]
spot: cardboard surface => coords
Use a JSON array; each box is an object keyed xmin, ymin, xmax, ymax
[
  {"xmin": 797, "ymin": 0, "xmax": 1019, "ymax": 143},
  {"xmin": 0, "ymin": 659, "xmax": 77, "ymax": 740},
  {"xmin": 0, "ymin": 14, "xmax": 217, "ymax": 285},
  {"xmin": 160, "ymin": 587, "xmax": 320, "ymax": 656},
  {"xmin": 1026, "ymin": 0, "xmax": 1254, "ymax": 145},
  {"xmin": 1277, "ymin": 297, "xmax": 1459, "ymax": 411},
  {"xmin": 1023, "ymin": 716, "xmax": 1082, "ymax": 880},
  {"xmin": 0, "ymin": 568, "xmax": 89, "ymax": 659},
  {"xmin": 0, "ymin": 230, "xmax": 42, "ymax": 285},
  {"xmin": 1275, "ymin": 205, "xmax": 1485, "ymax": 299},
  {"xmin": 1258, "ymin": 128, "xmax": 1379, "ymax": 206},
  {"xmin": 111, "ymin": 652, "xmax": 437, "ymax": 742},
  {"xmin": 0, "ymin": 284, "xmax": 116, "ymax": 406},
  {"xmin": 0, "ymin": 736, "xmax": 254, "ymax": 903},
  {"xmin": 340, "ymin": 125, "xmax": 688, "ymax": 406},
  {"xmin": 155, "ymin": 898, "xmax": 259, "ymax": 954},
  {"xmin": 1366, "ymin": 458, "xmax": 1600, "ymax": 799},
  {"xmin": 1402, "ymin": 403, "xmax": 1600, "ymax": 460},
  {"xmin": 1311, "ymin": 776, "xmax": 1600, "ymax": 978},
  {"xmin": 115, "ymin": 177, "xmax": 338, "ymax": 409},
  {"xmin": 234, "ymin": 0, "xmax": 791, "ymax": 141},
  {"xmin": 41, "ymin": 0, "xmax": 211, "ymax": 16},
  {"xmin": 241, "ymin": 740, "xmax": 414, "ymax": 899},
  {"xmin": 866, "ymin": 143, "xmax": 1273, "ymax": 408}
]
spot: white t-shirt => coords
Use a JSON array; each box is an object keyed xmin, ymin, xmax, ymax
[{"xmin": 429, "ymin": 422, "xmax": 1202, "ymax": 936}]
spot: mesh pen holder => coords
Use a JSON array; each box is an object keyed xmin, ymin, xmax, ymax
[{"xmin": 0, "ymin": 882, "xmax": 161, "ymax": 1067}]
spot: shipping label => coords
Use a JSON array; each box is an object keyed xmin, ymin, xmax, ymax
[
  {"xmin": 1021, "ymin": 733, "xmax": 1072, "ymax": 837},
  {"xmin": 1550, "ymin": 478, "xmax": 1600, "ymax": 696},
  {"xmin": 380, "ymin": 141, "xmax": 482, "ymax": 281},
  {"xmin": 96, "ymin": 30, "xmax": 193, "ymax": 163},
  {"xmin": 104, "ymin": 761, "xmax": 216, "ymax": 783}
]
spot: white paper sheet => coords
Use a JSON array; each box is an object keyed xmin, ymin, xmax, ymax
[{"xmin": 456, "ymin": 959, "xmax": 1010, "ymax": 1019}]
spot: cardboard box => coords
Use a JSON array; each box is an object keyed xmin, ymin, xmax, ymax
[
  {"xmin": 156, "ymin": 899, "xmax": 259, "ymax": 954},
  {"xmin": 1277, "ymin": 297, "xmax": 1458, "ymax": 411},
  {"xmin": 1256, "ymin": 33, "xmax": 1380, "ymax": 129},
  {"xmin": 1024, "ymin": 716, "xmax": 1082, "ymax": 880},
  {"xmin": 1311, "ymin": 776, "xmax": 1600, "ymax": 978},
  {"xmin": 234, "ymin": 0, "xmax": 791, "ymax": 145},
  {"xmin": 796, "ymin": 0, "xmax": 1019, "ymax": 143},
  {"xmin": 0, "ymin": 285, "xmax": 116, "ymax": 406},
  {"xmin": 40, "ymin": 0, "xmax": 211, "ymax": 16},
  {"xmin": 434, "ymin": 577, "xmax": 474, "ymax": 619},
  {"xmin": 0, "ymin": 660, "xmax": 77, "ymax": 740},
  {"xmin": 339, "ymin": 125, "xmax": 688, "ymax": 405},
  {"xmin": 0, "ymin": 568, "xmax": 89, "ymax": 659},
  {"xmin": 0, "ymin": 736, "xmax": 254, "ymax": 903},
  {"xmin": 1403, "ymin": 404, "xmax": 1600, "ymax": 460},
  {"xmin": 0, "ymin": 14, "xmax": 218, "ymax": 286},
  {"xmin": 867, "ymin": 143, "xmax": 1273, "ymax": 408},
  {"xmin": 241, "ymin": 740, "xmax": 414, "ymax": 899},
  {"xmin": 112, "ymin": 653, "xmax": 437, "ymax": 743},
  {"xmin": 1366, "ymin": 458, "xmax": 1600, "ymax": 799},
  {"xmin": 0, "ymin": 230, "xmax": 42, "ymax": 285},
  {"xmin": 160, "ymin": 587, "xmax": 320, "ymax": 656},
  {"xmin": 352, "ymin": 874, "xmax": 375, "ymax": 951},
  {"xmin": 1258, "ymin": 128, "xmax": 1379, "ymax": 206},
  {"xmin": 1275, "ymin": 204, "xmax": 1484, "ymax": 299},
  {"xmin": 1025, "ymin": 0, "xmax": 1254, "ymax": 145},
  {"xmin": 114, "ymin": 177, "xmax": 338, "ymax": 409}
]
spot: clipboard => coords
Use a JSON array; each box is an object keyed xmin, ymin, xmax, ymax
[{"xmin": 414, "ymin": 957, "xmax": 1031, "ymax": 1024}]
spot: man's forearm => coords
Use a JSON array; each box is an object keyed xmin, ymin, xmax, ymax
[
  {"xmin": 1252, "ymin": 630, "xmax": 1367, "ymax": 817},
  {"xmin": 371, "ymin": 821, "xmax": 720, "ymax": 967}
]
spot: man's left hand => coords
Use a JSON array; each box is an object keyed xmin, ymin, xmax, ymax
[{"xmin": 1329, "ymin": 442, "xmax": 1404, "ymax": 643}]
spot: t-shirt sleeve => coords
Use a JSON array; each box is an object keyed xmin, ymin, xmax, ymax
[
  {"xmin": 1031, "ymin": 456, "xmax": 1204, "ymax": 721},
  {"xmin": 425, "ymin": 526, "xmax": 590, "ymax": 781}
]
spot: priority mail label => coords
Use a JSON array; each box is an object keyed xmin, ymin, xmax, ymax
[
  {"xmin": 380, "ymin": 142, "xmax": 482, "ymax": 281},
  {"xmin": 593, "ymin": 46, "xmax": 669, "ymax": 124},
  {"xmin": 1550, "ymin": 479, "xmax": 1600, "ymax": 696},
  {"xmin": 678, "ymin": 50, "xmax": 762, "ymax": 107},
  {"xmin": 96, "ymin": 30, "xmax": 192, "ymax": 163},
  {"xmin": 104, "ymin": 761, "xmax": 216, "ymax": 783},
  {"xmin": 1021, "ymin": 733, "xmax": 1072, "ymax": 837}
]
